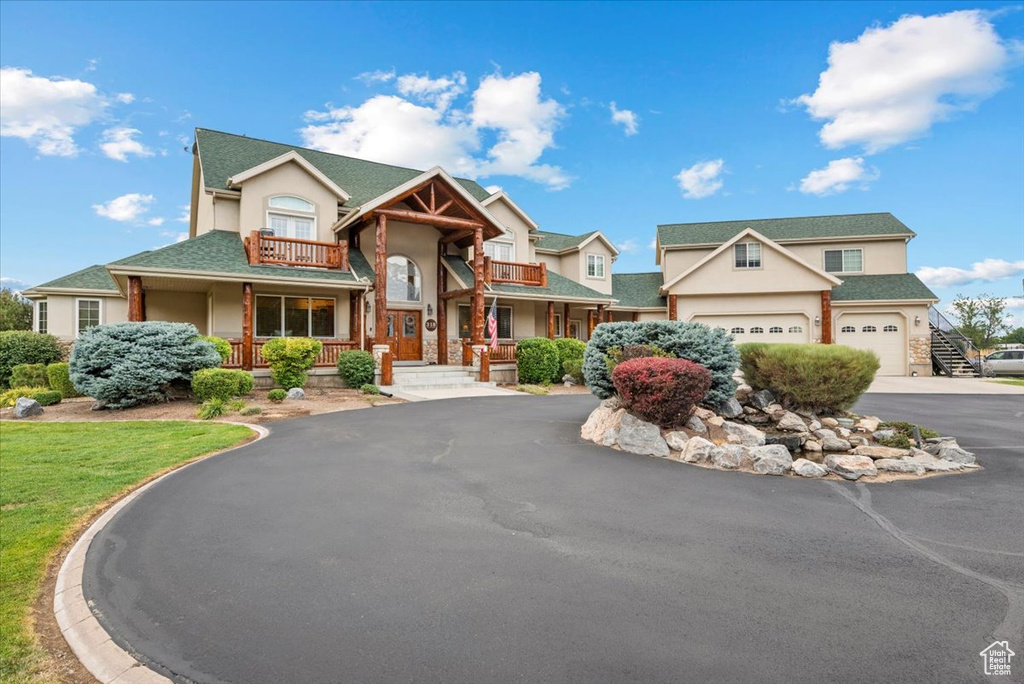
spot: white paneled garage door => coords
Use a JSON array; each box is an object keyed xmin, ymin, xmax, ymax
[
  {"xmin": 835, "ymin": 312, "xmax": 906, "ymax": 376},
  {"xmin": 690, "ymin": 314, "xmax": 810, "ymax": 344}
]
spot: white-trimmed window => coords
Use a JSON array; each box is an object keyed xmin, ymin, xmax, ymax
[
  {"xmin": 883, "ymin": 324, "xmax": 899, "ymax": 332},
  {"xmin": 267, "ymin": 195, "xmax": 315, "ymax": 240},
  {"xmin": 769, "ymin": 326, "xmax": 783, "ymax": 334},
  {"xmin": 458, "ymin": 304, "xmax": 512, "ymax": 339},
  {"xmin": 788, "ymin": 325, "xmax": 803, "ymax": 334},
  {"xmin": 586, "ymin": 254, "xmax": 606, "ymax": 278},
  {"xmin": 841, "ymin": 325, "xmax": 856, "ymax": 333},
  {"xmin": 730, "ymin": 327, "xmax": 745, "ymax": 334},
  {"xmin": 862, "ymin": 325, "xmax": 877, "ymax": 333},
  {"xmin": 569, "ymin": 319, "xmax": 582, "ymax": 339},
  {"xmin": 824, "ymin": 248, "xmax": 863, "ymax": 273},
  {"xmin": 386, "ymin": 256, "xmax": 421, "ymax": 302},
  {"xmin": 483, "ymin": 231, "xmax": 516, "ymax": 262},
  {"xmin": 750, "ymin": 326, "xmax": 764, "ymax": 334},
  {"xmin": 554, "ymin": 313, "xmax": 564, "ymax": 337},
  {"xmin": 255, "ymin": 295, "xmax": 335, "ymax": 338},
  {"xmin": 36, "ymin": 300, "xmax": 47, "ymax": 334},
  {"xmin": 734, "ymin": 242, "xmax": 762, "ymax": 269},
  {"xmin": 77, "ymin": 299, "xmax": 101, "ymax": 335}
]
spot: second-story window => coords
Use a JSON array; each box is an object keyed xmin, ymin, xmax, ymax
[
  {"xmin": 587, "ymin": 254, "xmax": 605, "ymax": 278},
  {"xmin": 387, "ymin": 256, "xmax": 421, "ymax": 302},
  {"xmin": 267, "ymin": 196, "xmax": 315, "ymax": 240},
  {"xmin": 824, "ymin": 248, "xmax": 863, "ymax": 273},
  {"xmin": 734, "ymin": 242, "xmax": 762, "ymax": 269}
]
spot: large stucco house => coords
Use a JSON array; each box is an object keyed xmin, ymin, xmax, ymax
[{"xmin": 24, "ymin": 128, "xmax": 942, "ymax": 382}]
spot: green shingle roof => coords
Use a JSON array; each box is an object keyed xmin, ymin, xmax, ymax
[
  {"xmin": 534, "ymin": 230, "xmax": 598, "ymax": 252},
  {"xmin": 34, "ymin": 264, "xmax": 118, "ymax": 291},
  {"xmin": 831, "ymin": 274, "xmax": 937, "ymax": 302},
  {"xmin": 196, "ymin": 128, "xmax": 492, "ymax": 208},
  {"xmin": 110, "ymin": 230, "xmax": 373, "ymax": 282},
  {"xmin": 611, "ymin": 272, "xmax": 666, "ymax": 308},
  {"xmin": 658, "ymin": 213, "xmax": 915, "ymax": 247},
  {"xmin": 443, "ymin": 256, "xmax": 612, "ymax": 302}
]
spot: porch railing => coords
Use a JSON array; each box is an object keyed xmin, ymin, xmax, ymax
[
  {"xmin": 245, "ymin": 230, "xmax": 348, "ymax": 270},
  {"xmin": 224, "ymin": 338, "xmax": 359, "ymax": 369},
  {"xmin": 486, "ymin": 258, "xmax": 548, "ymax": 287},
  {"xmin": 459, "ymin": 340, "xmax": 517, "ymax": 364}
]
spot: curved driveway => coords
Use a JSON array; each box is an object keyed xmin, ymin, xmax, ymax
[{"xmin": 85, "ymin": 394, "xmax": 1024, "ymax": 684}]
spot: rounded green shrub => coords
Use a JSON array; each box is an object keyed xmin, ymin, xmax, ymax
[
  {"xmin": 200, "ymin": 335, "xmax": 233, "ymax": 364},
  {"xmin": 69, "ymin": 322, "xmax": 222, "ymax": 409},
  {"xmin": 337, "ymin": 350, "xmax": 375, "ymax": 387},
  {"xmin": 516, "ymin": 337, "xmax": 560, "ymax": 385},
  {"xmin": 553, "ymin": 338, "xmax": 586, "ymax": 383},
  {"xmin": 562, "ymin": 358, "xmax": 584, "ymax": 384},
  {"xmin": 267, "ymin": 388, "xmax": 287, "ymax": 402},
  {"xmin": 612, "ymin": 357, "xmax": 712, "ymax": 427},
  {"xmin": 46, "ymin": 362, "xmax": 81, "ymax": 398},
  {"xmin": 0, "ymin": 331, "xmax": 62, "ymax": 388},
  {"xmin": 0, "ymin": 386, "xmax": 62, "ymax": 407},
  {"xmin": 360, "ymin": 383, "xmax": 381, "ymax": 395},
  {"xmin": 260, "ymin": 337, "xmax": 323, "ymax": 389},
  {"xmin": 191, "ymin": 368, "xmax": 255, "ymax": 402},
  {"xmin": 10, "ymin": 363, "xmax": 49, "ymax": 388},
  {"xmin": 737, "ymin": 343, "xmax": 880, "ymax": 413},
  {"xmin": 583, "ymin": 321, "xmax": 739, "ymax": 407}
]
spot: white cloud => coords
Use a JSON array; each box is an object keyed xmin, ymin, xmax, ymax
[
  {"xmin": 484, "ymin": 184, "xmax": 502, "ymax": 194},
  {"xmin": 303, "ymin": 70, "xmax": 570, "ymax": 190},
  {"xmin": 158, "ymin": 230, "xmax": 188, "ymax": 245},
  {"xmin": 796, "ymin": 10, "xmax": 1013, "ymax": 153},
  {"xmin": 916, "ymin": 258, "xmax": 1024, "ymax": 288},
  {"xmin": 798, "ymin": 157, "xmax": 879, "ymax": 195},
  {"xmin": 675, "ymin": 159, "xmax": 725, "ymax": 199},
  {"xmin": 609, "ymin": 102, "xmax": 639, "ymax": 135},
  {"xmin": 99, "ymin": 126, "xmax": 153, "ymax": 162},
  {"xmin": 147, "ymin": 217, "xmax": 165, "ymax": 226},
  {"xmin": 617, "ymin": 239, "xmax": 639, "ymax": 253},
  {"xmin": 175, "ymin": 205, "xmax": 191, "ymax": 223},
  {"xmin": 355, "ymin": 69, "xmax": 396, "ymax": 85},
  {"xmin": 649, "ymin": 238, "xmax": 658, "ymax": 250},
  {"xmin": 0, "ymin": 67, "xmax": 108, "ymax": 156},
  {"xmin": 85, "ymin": 58, "xmax": 99, "ymax": 73},
  {"xmin": 92, "ymin": 193, "xmax": 155, "ymax": 222},
  {"xmin": 115, "ymin": 92, "xmax": 135, "ymax": 104}
]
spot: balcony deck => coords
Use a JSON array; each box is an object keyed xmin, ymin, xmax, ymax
[{"xmin": 244, "ymin": 230, "xmax": 349, "ymax": 270}]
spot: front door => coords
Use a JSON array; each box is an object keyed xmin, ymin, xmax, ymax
[{"xmin": 385, "ymin": 309, "xmax": 422, "ymax": 361}]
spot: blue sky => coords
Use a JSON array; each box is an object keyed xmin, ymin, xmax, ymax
[{"xmin": 1, "ymin": 1, "xmax": 1022, "ymax": 322}]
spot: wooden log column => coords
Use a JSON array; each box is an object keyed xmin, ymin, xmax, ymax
[
  {"xmin": 374, "ymin": 214, "xmax": 388, "ymax": 346},
  {"xmin": 241, "ymin": 282, "xmax": 254, "ymax": 370},
  {"xmin": 668, "ymin": 295, "xmax": 678, "ymax": 321},
  {"xmin": 587, "ymin": 310, "xmax": 596, "ymax": 338},
  {"xmin": 821, "ymin": 290, "xmax": 833, "ymax": 344},
  {"xmin": 479, "ymin": 347, "xmax": 490, "ymax": 383},
  {"xmin": 127, "ymin": 276, "xmax": 145, "ymax": 322},
  {"xmin": 547, "ymin": 301, "xmax": 556, "ymax": 339},
  {"xmin": 563, "ymin": 303, "xmax": 570, "ymax": 338},
  {"xmin": 596, "ymin": 304, "xmax": 605, "ymax": 326},
  {"xmin": 471, "ymin": 226, "xmax": 485, "ymax": 344},
  {"xmin": 349, "ymin": 290, "xmax": 362, "ymax": 347},
  {"xmin": 437, "ymin": 240, "xmax": 448, "ymax": 364}
]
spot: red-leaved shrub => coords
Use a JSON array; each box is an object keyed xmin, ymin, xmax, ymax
[{"xmin": 612, "ymin": 357, "xmax": 712, "ymax": 427}]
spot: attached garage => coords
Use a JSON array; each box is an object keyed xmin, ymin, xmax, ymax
[
  {"xmin": 690, "ymin": 314, "xmax": 811, "ymax": 344},
  {"xmin": 834, "ymin": 312, "xmax": 907, "ymax": 376}
]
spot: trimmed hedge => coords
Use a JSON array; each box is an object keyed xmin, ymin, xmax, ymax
[
  {"xmin": 738, "ymin": 343, "xmax": 879, "ymax": 413},
  {"xmin": 10, "ymin": 363, "xmax": 49, "ymax": 388},
  {"xmin": 46, "ymin": 362, "xmax": 81, "ymax": 398},
  {"xmin": 553, "ymin": 338, "xmax": 586, "ymax": 383},
  {"xmin": 200, "ymin": 335, "xmax": 233, "ymax": 364},
  {"xmin": 516, "ymin": 337, "xmax": 560, "ymax": 385},
  {"xmin": 191, "ymin": 368, "xmax": 255, "ymax": 402},
  {"xmin": 337, "ymin": 350, "xmax": 375, "ymax": 387},
  {"xmin": 267, "ymin": 388, "xmax": 287, "ymax": 402},
  {"xmin": 260, "ymin": 337, "xmax": 322, "ymax": 389},
  {"xmin": 70, "ymin": 322, "xmax": 222, "ymax": 409},
  {"xmin": 0, "ymin": 386, "xmax": 62, "ymax": 408},
  {"xmin": 583, "ymin": 321, "xmax": 739, "ymax": 407},
  {"xmin": 612, "ymin": 357, "xmax": 712, "ymax": 427},
  {"xmin": 0, "ymin": 331, "xmax": 62, "ymax": 388}
]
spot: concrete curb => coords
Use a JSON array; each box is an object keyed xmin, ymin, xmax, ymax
[{"xmin": 53, "ymin": 421, "xmax": 270, "ymax": 683}]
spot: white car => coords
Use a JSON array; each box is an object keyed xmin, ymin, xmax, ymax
[{"xmin": 982, "ymin": 350, "xmax": 1024, "ymax": 377}]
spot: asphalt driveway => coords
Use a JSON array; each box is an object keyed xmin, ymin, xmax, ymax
[{"xmin": 84, "ymin": 393, "xmax": 1024, "ymax": 684}]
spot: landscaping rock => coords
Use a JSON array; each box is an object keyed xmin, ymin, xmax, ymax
[
  {"xmin": 13, "ymin": 397, "xmax": 43, "ymax": 418},
  {"xmin": 685, "ymin": 415, "xmax": 707, "ymax": 433},
  {"xmin": 813, "ymin": 428, "xmax": 836, "ymax": 441},
  {"xmin": 857, "ymin": 417, "xmax": 881, "ymax": 432},
  {"xmin": 852, "ymin": 445, "xmax": 910, "ymax": 460},
  {"xmin": 735, "ymin": 383, "xmax": 753, "ymax": 401},
  {"xmin": 707, "ymin": 416, "xmax": 725, "ymax": 427},
  {"xmin": 837, "ymin": 427, "xmax": 852, "ymax": 439},
  {"xmin": 617, "ymin": 413, "xmax": 670, "ymax": 458},
  {"xmin": 821, "ymin": 417, "xmax": 839, "ymax": 428},
  {"xmin": 91, "ymin": 400, "xmax": 107, "ymax": 411},
  {"xmin": 765, "ymin": 403, "xmax": 783, "ymax": 415},
  {"xmin": 601, "ymin": 396, "xmax": 623, "ymax": 410},
  {"xmin": 693, "ymin": 406, "xmax": 716, "ymax": 421},
  {"xmin": 807, "ymin": 419, "xmax": 822, "ymax": 432},
  {"xmin": 875, "ymin": 458, "xmax": 926, "ymax": 476},
  {"xmin": 711, "ymin": 444, "xmax": 749, "ymax": 470},
  {"xmin": 682, "ymin": 436, "xmax": 715, "ymax": 463},
  {"xmin": 722, "ymin": 421, "xmax": 766, "ymax": 447},
  {"xmin": 718, "ymin": 397, "xmax": 744, "ymax": 419},
  {"xmin": 803, "ymin": 439, "xmax": 822, "ymax": 453},
  {"xmin": 906, "ymin": 451, "xmax": 964, "ymax": 472},
  {"xmin": 746, "ymin": 414, "xmax": 771, "ymax": 425},
  {"xmin": 581, "ymin": 405, "xmax": 624, "ymax": 444},
  {"xmin": 936, "ymin": 443, "xmax": 976, "ymax": 465},
  {"xmin": 836, "ymin": 418, "xmax": 855, "ymax": 427},
  {"xmin": 750, "ymin": 445, "xmax": 793, "ymax": 475},
  {"xmin": 562, "ymin": 374, "xmax": 577, "ymax": 386},
  {"xmin": 822, "ymin": 436, "xmax": 853, "ymax": 452},
  {"xmin": 792, "ymin": 458, "xmax": 828, "ymax": 478},
  {"xmin": 848, "ymin": 436, "xmax": 869, "ymax": 447},
  {"xmin": 872, "ymin": 429, "xmax": 896, "ymax": 441},
  {"xmin": 664, "ymin": 431, "xmax": 689, "ymax": 452},
  {"xmin": 286, "ymin": 388, "xmax": 306, "ymax": 400},
  {"xmin": 776, "ymin": 411, "xmax": 806, "ymax": 432},
  {"xmin": 765, "ymin": 434, "xmax": 802, "ymax": 453},
  {"xmin": 748, "ymin": 389, "xmax": 775, "ymax": 410},
  {"xmin": 795, "ymin": 408, "xmax": 818, "ymax": 420},
  {"xmin": 825, "ymin": 454, "xmax": 878, "ymax": 481}
]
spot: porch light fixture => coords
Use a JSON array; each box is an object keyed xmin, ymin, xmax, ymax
[
  {"xmin": 365, "ymin": 300, "xmax": 371, "ymax": 313},
  {"xmin": 914, "ymin": 315, "xmax": 921, "ymax": 326},
  {"xmin": 427, "ymin": 304, "xmax": 433, "ymax": 316},
  {"xmin": 814, "ymin": 315, "xmax": 821, "ymax": 326}
]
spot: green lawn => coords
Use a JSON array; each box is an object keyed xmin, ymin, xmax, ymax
[{"xmin": 0, "ymin": 421, "xmax": 252, "ymax": 683}]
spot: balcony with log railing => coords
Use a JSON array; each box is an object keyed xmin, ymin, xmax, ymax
[
  {"xmin": 484, "ymin": 256, "xmax": 547, "ymax": 287},
  {"xmin": 245, "ymin": 230, "xmax": 349, "ymax": 270}
]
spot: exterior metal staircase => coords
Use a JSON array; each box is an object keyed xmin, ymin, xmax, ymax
[{"xmin": 929, "ymin": 307, "xmax": 982, "ymax": 377}]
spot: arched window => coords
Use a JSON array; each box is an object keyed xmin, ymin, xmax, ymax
[
  {"xmin": 730, "ymin": 327, "xmax": 745, "ymax": 334},
  {"xmin": 267, "ymin": 195, "xmax": 315, "ymax": 240},
  {"xmin": 750, "ymin": 326, "xmax": 764, "ymax": 334},
  {"xmin": 269, "ymin": 196, "xmax": 315, "ymax": 212},
  {"xmin": 483, "ymin": 229, "xmax": 516, "ymax": 262},
  {"xmin": 769, "ymin": 326, "xmax": 783, "ymax": 334},
  {"xmin": 862, "ymin": 325, "xmax": 877, "ymax": 333},
  {"xmin": 841, "ymin": 325, "xmax": 856, "ymax": 333},
  {"xmin": 387, "ymin": 256, "xmax": 421, "ymax": 302},
  {"xmin": 788, "ymin": 326, "xmax": 803, "ymax": 334},
  {"xmin": 883, "ymin": 324, "xmax": 899, "ymax": 332}
]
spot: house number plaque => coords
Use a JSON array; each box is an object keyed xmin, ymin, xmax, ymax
[{"xmin": 425, "ymin": 319, "xmax": 437, "ymax": 332}]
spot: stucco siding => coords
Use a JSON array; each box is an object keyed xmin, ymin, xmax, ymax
[
  {"xmin": 481, "ymin": 199, "xmax": 533, "ymax": 263},
  {"xmin": 237, "ymin": 161, "xmax": 340, "ymax": 242},
  {"xmin": 666, "ymin": 240, "xmax": 834, "ymax": 296},
  {"xmin": 786, "ymin": 239, "xmax": 907, "ymax": 276},
  {"xmin": 580, "ymin": 241, "xmax": 614, "ymax": 295},
  {"xmin": 145, "ymin": 291, "xmax": 208, "ymax": 333},
  {"xmin": 37, "ymin": 294, "xmax": 128, "ymax": 341}
]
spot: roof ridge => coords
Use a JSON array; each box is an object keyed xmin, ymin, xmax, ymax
[
  {"xmin": 657, "ymin": 212, "xmax": 895, "ymax": 229},
  {"xmin": 613, "ymin": 271, "xmax": 662, "ymax": 277}
]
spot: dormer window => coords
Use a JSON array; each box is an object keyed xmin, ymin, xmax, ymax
[
  {"xmin": 734, "ymin": 242, "xmax": 761, "ymax": 269},
  {"xmin": 267, "ymin": 195, "xmax": 315, "ymax": 240},
  {"xmin": 824, "ymin": 248, "xmax": 863, "ymax": 273},
  {"xmin": 587, "ymin": 254, "xmax": 606, "ymax": 278}
]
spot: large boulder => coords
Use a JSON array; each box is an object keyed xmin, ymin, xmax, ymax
[
  {"xmin": 906, "ymin": 451, "xmax": 964, "ymax": 472},
  {"xmin": 875, "ymin": 459, "xmax": 926, "ymax": 476},
  {"xmin": 581, "ymin": 405, "xmax": 625, "ymax": 445},
  {"xmin": 792, "ymin": 458, "xmax": 828, "ymax": 478},
  {"xmin": 852, "ymin": 445, "xmax": 911, "ymax": 460},
  {"xmin": 747, "ymin": 389, "xmax": 775, "ymax": 410},
  {"xmin": 822, "ymin": 436, "xmax": 853, "ymax": 452},
  {"xmin": 710, "ymin": 445, "xmax": 750, "ymax": 470},
  {"xmin": 803, "ymin": 439, "xmax": 822, "ymax": 453},
  {"xmin": 664, "ymin": 431, "xmax": 689, "ymax": 452},
  {"xmin": 813, "ymin": 428, "xmax": 837, "ymax": 441},
  {"xmin": 765, "ymin": 434, "xmax": 802, "ymax": 453},
  {"xmin": 857, "ymin": 417, "xmax": 881, "ymax": 432},
  {"xmin": 617, "ymin": 413, "xmax": 670, "ymax": 458},
  {"xmin": 824, "ymin": 454, "xmax": 878, "ymax": 481},
  {"xmin": 682, "ymin": 436, "xmax": 715, "ymax": 463},
  {"xmin": 735, "ymin": 383, "xmax": 753, "ymax": 401},
  {"xmin": 776, "ymin": 411, "xmax": 807, "ymax": 432},
  {"xmin": 750, "ymin": 445, "xmax": 793, "ymax": 475},
  {"xmin": 936, "ymin": 443, "xmax": 976, "ymax": 465},
  {"xmin": 286, "ymin": 388, "xmax": 306, "ymax": 400},
  {"xmin": 820, "ymin": 417, "xmax": 839, "ymax": 428},
  {"xmin": 718, "ymin": 397, "xmax": 744, "ymax": 419},
  {"xmin": 721, "ymin": 421, "xmax": 766, "ymax": 447},
  {"xmin": 685, "ymin": 415, "xmax": 707, "ymax": 433},
  {"xmin": 13, "ymin": 397, "xmax": 43, "ymax": 419}
]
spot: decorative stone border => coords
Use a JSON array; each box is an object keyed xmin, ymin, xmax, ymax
[{"xmin": 53, "ymin": 421, "xmax": 270, "ymax": 683}]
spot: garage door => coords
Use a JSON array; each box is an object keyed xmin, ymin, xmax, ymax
[
  {"xmin": 690, "ymin": 314, "xmax": 810, "ymax": 344},
  {"xmin": 835, "ymin": 313, "xmax": 906, "ymax": 376}
]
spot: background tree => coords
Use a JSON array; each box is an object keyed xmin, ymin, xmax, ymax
[
  {"xmin": 949, "ymin": 294, "xmax": 1010, "ymax": 349},
  {"xmin": 0, "ymin": 288, "xmax": 33, "ymax": 331},
  {"xmin": 1001, "ymin": 326, "xmax": 1024, "ymax": 345}
]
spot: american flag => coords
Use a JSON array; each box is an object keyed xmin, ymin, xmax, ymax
[{"xmin": 486, "ymin": 298, "xmax": 499, "ymax": 350}]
